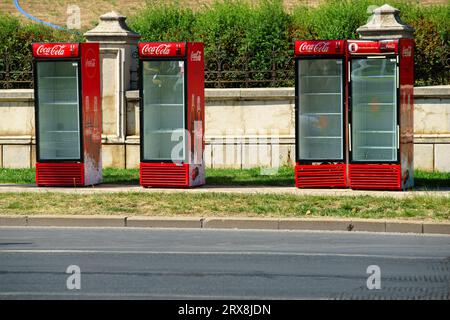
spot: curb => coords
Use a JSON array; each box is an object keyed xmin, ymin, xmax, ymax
[
  {"xmin": 26, "ymin": 215, "xmax": 127, "ymax": 227},
  {"xmin": 0, "ymin": 216, "xmax": 449, "ymax": 235},
  {"xmin": 203, "ymin": 218, "xmax": 279, "ymax": 230},
  {"xmin": 127, "ymin": 217, "xmax": 202, "ymax": 229}
]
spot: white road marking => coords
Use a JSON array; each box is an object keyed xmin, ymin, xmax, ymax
[
  {"xmin": 0, "ymin": 249, "xmax": 446, "ymax": 260},
  {"xmin": 0, "ymin": 291, "xmax": 323, "ymax": 299}
]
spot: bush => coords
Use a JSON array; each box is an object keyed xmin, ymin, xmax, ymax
[
  {"xmin": 0, "ymin": 14, "xmax": 83, "ymax": 89},
  {"xmin": 291, "ymin": 0, "xmax": 449, "ymax": 86},
  {"xmin": 291, "ymin": 0, "xmax": 370, "ymax": 40},
  {"xmin": 128, "ymin": 0, "xmax": 195, "ymax": 42},
  {"xmin": 130, "ymin": 0, "xmax": 449, "ymax": 87},
  {"xmin": 130, "ymin": 0, "xmax": 293, "ymax": 87},
  {"xmin": 2, "ymin": 1, "xmax": 449, "ymax": 88},
  {"xmin": 192, "ymin": 0, "xmax": 253, "ymax": 85}
]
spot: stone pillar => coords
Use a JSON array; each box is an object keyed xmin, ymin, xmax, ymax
[
  {"xmin": 357, "ymin": 4, "xmax": 414, "ymax": 39},
  {"xmin": 84, "ymin": 11, "xmax": 140, "ymax": 144}
]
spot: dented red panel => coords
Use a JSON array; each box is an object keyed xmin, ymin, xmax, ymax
[
  {"xmin": 32, "ymin": 43, "xmax": 79, "ymax": 58},
  {"xmin": 138, "ymin": 42, "xmax": 186, "ymax": 58},
  {"xmin": 294, "ymin": 40, "xmax": 345, "ymax": 56},
  {"xmin": 347, "ymin": 39, "xmax": 398, "ymax": 55}
]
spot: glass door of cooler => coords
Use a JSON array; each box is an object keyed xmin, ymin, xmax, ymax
[
  {"xmin": 350, "ymin": 57, "xmax": 397, "ymax": 162},
  {"xmin": 142, "ymin": 60, "xmax": 185, "ymax": 161},
  {"xmin": 297, "ymin": 59, "xmax": 344, "ymax": 161},
  {"xmin": 36, "ymin": 61, "xmax": 81, "ymax": 160}
]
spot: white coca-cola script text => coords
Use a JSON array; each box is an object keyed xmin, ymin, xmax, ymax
[
  {"xmin": 299, "ymin": 42, "xmax": 330, "ymax": 53},
  {"xmin": 142, "ymin": 44, "xmax": 171, "ymax": 55}
]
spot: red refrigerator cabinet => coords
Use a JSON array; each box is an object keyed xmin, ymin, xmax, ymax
[
  {"xmin": 32, "ymin": 43, "xmax": 102, "ymax": 187},
  {"xmin": 138, "ymin": 42, "xmax": 205, "ymax": 187},
  {"xmin": 348, "ymin": 39, "xmax": 414, "ymax": 190},
  {"xmin": 294, "ymin": 40, "xmax": 348, "ymax": 188}
]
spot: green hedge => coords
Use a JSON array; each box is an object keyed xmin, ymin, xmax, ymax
[
  {"xmin": 1, "ymin": 0, "xmax": 449, "ymax": 88},
  {"xmin": 0, "ymin": 15, "xmax": 82, "ymax": 88},
  {"xmin": 290, "ymin": 0, "xmax": 450, "ymax": 86},
  {"xmin": 129, "ymin": 0, "xmax": 449, "ymax": 87}
]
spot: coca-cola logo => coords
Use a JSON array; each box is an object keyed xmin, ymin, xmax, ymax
[
  {"xmin": 85, "ymin": 48, "xmax": 97, "ymax": 78},
  {"xmin": 36, "ymin": 44, "xmax": 68, "ymax": 56},
  {"xmin": 191, "ymin": 50, "xmax": 201, "ymax": 62},
  {"xmin": 348, "ymin": 43, "xmax": 359, "ymax": 53},
  {"xmin": 402, "ymin": 46, "xmax": 412, "ymax": 58},
  {"xmin": 85, "ymin": 58, "xmax": 96, "ymax": 68},
  {"xmin": 142, "ymin": 44, "xmax": 171, "ymax": 55},
  {"xmin": 299, "ymin": 42, "xmax": 330, "ymax": 53}
]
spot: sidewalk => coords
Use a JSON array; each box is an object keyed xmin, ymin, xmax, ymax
[{"xmin": 0, "ymin": 183, "xmax": 449, "ymax": 198}]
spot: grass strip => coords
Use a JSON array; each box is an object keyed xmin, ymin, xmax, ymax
[{"xmin": 0, "ymin": 192, "xmax": 448, "ymax": 220}]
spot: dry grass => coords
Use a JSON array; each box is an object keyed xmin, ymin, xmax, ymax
[
  {"xmin": 1, "ymin": 0, "xmax": 447, "ymax": 30},
  {"xmin": 0, "ymin": 192, "xmax": 448, "ymax": 220}
]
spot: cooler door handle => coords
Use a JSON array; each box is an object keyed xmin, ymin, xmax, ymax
[
  {"xmin": 397, "ymin": 125, "xmax": 400, "ymax": 149},
  {"xmin": 348, "ymin": 124, "xmax": 352, "ymax": 152},
  {"xmin": 396, "ymin": 66, "xmax": 399, "ymax": 88},
  {"xmin": 348, "ymin": 61, "xmax": 351, "ymax": 83}
]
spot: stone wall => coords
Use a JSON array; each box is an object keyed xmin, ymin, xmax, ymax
[
  {"xmin": 413, "ymin": 86, "xmax": 450, "ymax": 171},
  {"xmin": 0, "ymin": 86, "xmax": 449, "ymax": 171}
]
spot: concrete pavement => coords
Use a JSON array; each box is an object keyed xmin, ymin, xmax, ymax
[{"xmin": 0, "ymin": 227, "xmax": 449, "ymax": 299}]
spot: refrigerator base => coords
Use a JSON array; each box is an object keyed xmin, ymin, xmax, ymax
[
  {"xmin": 140, "ymin": 163, "xmax": 204, "ymax": 188},
  {"xmin": 36, "ymin": 162, "xmax": 85, "ymax": 187},
  {"xmin": 295, "ymin": 163, "xmax": 347, "ymax": 188},
  {"xmin": 349, "ymin": 164, "xmax": 402, "ymax": 190}
]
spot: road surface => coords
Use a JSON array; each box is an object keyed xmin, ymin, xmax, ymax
[{"xmin": 0, "ymin": 227, "xmax": 449, "ymax": 299}]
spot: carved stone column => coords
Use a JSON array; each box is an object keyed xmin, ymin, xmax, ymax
[
  {"xmin": 357, "ymin": 4, "xmax": 414, "ymax": 39},
  {"xmin": 84, "ymin": 11, "xmax": 140, "ymax": 144}
]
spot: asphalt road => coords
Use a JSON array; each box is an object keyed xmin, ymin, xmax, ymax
[{"xmin": 0, "ymin": 227, "xmax": 449, "ymax": 299}]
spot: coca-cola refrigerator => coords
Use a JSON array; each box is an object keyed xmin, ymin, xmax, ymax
[
  {"xmin": 138, "ymin": 42, "xmax": 205, "ymax": 187},
  {"xmin": 294, "ymin": 40, "xmax": 348, "ymax": 188},
  {"xmin": 348, "ymin": 39, "xmax": 414, "ymax": 190},
  {"xmin": 32, "ymin": 43, "xmax": 102, "ymax": 186}
]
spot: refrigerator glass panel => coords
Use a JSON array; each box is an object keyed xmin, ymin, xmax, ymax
[
  {"xmin": 298, "ymin": 59, "xmax": 343, "ymax": 160},
  {"xmin": 142, "ymin": 60, "xmax": 185, "ymax": 161},
  {"xmin": 351, "ymin": 58, "xmax": 397, "ymax": 162},
  {"xmin": 37, "ymin": 61, "xmax": 80, "ymax": 160}
]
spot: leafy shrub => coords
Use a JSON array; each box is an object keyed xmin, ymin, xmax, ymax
[
  {"xmin": 291, "ymin": 0, "xmax": 370, "ymax": 40},
  {"xmin": 1, "ymin": 0, "xmax": 449, "ymax": 88},
  {"xmin": 192, "ymin": 0, "xmax": 253, "ymax": 85},
  {"xmin": 0, "ymin": 14, "xmax": 83, "ymax": 89},
  {"xmin": 129, "ymin": 0, "xmax": 195, "ymax": 42},
  {"xmin": 130, "ymin": 0, "xmax": 449, "ymax": 87},
  {"xmin": 130, "ymin": 0, "xmax": 293, "ymax": 87},
  {"xmin": 291, "ymin": 0, "xmax": 449, "ymax": 86}
]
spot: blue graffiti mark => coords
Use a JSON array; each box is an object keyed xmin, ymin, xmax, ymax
[{"xmin": 14, "ymin": 0, "xmax": 65, "ymax": 31}]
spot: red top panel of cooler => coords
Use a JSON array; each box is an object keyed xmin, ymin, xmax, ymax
[
  {"xmin": 347, "ymin": 40, "xmax": 399, "ymax": 55},
  {"xmin": 139, "ymin": 42, "xmax": 187, "ymax": 58},
  {"xmin": 32, "ymin": 43, "xmax": 79, "ymax": 58},
  {"xmin": 294, "ymin": 40, "xmax": 345, "ymax": 56}
]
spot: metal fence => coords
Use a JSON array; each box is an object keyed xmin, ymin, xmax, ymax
[
  {"xmin": 1, "ymin": 46, "xmax": 295, "ymax": 89},
  {"xmin": 0, "ymin": 49, "xmax": 34, "ymax": 89},
  {"xmin": 204, "ymin": 45, "xmax": 295, "ymax": 88}
]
